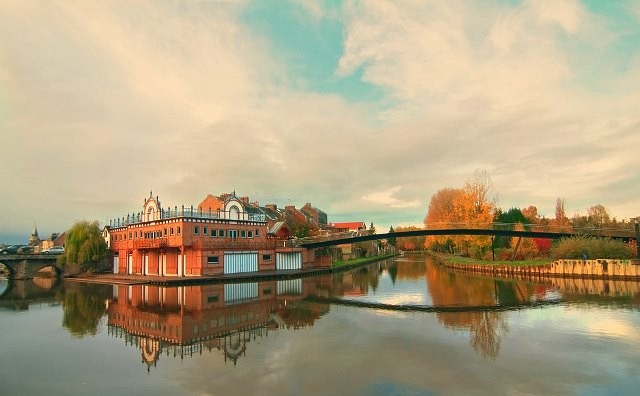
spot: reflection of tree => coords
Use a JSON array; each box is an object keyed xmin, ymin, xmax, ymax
[
  {"xmin": 388, "ymin": 264, "xmax": 398, "ymax": 284},
  {"xmin": 425, "ymin": 258, "xmax": 523, "ymax": 359},
  {"xmin": 57, "ymin": 283, "xmax": 112, "ymax": 337},
  {"xmin": 276, "ymin": 301, "xmax": 330, "ymax": 330},
  {"xmin": 469, "ymin": 311, "xmax": 509, "ymax": 360}
]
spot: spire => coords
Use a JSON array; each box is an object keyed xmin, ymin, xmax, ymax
[{"xmin": 32, "ymin": 223, "xmax": 39, "ymax": 238}]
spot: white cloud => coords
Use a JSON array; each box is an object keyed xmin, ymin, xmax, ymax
[
  {"xmin": 363, "ymin": 186, "xmax": 421, "ymax": 208},
  {"xmin": 0, "ymin": 0, "xmax": 639, "ymax": 240}
]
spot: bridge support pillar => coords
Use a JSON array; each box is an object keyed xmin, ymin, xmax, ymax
[
  {"xmin": 511, "ymin": 237, "xmax": 522, "ymax": 261},
  {"xmin": 635, "ymin": 222, "xmax": 639, "ymax": 259}
]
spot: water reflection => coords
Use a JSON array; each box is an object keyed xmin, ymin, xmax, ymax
[
  {"xmin": 58, "ymin": 283, "xmax": 112, "ymax": 337},
  {"xmin": 0, "ymin": 278, "xmax": 62, "ymax": 311},
  {"xmin": 106, "ymin": 277, "xmax": 332, "ymax": 368},
  {"xmin": 2, "ymin": 255, "xmax": 638, "ymax": 370}
]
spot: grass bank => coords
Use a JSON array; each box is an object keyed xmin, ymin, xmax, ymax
[
  {"xmin": 332, "ymin": 253, "xmax": 396, "ymax": 270},
  {"xmin": 430, "ymin": 252, "xmax": 550, "ymax": 267}
]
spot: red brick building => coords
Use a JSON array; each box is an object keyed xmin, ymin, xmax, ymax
[{"xmin": 106, "ymin": 192, "xmax": 327, "ymax": 276}]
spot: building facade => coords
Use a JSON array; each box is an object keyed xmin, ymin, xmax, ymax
[{"xmin": 107, "ymin": 192, "xmax": 326, "ymax": 277}]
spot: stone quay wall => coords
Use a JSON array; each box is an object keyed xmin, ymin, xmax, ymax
[{"xmin": 442, "ymin": 259, "xmax": 640, "ymax": 281}]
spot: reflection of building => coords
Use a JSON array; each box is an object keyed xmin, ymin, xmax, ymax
[
  {"xmin": 107, "ymin": 277, "xmax": 331, "ymax": 368},
  {"xmin": 106, "ymin": 192, "xmax": 329, "ymax": 277}
]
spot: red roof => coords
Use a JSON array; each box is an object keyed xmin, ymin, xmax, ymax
[{"xmin": 329, "ymin": 222, "xmax": 366, "ymax": 230}]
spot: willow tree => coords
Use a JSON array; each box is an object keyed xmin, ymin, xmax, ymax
[{"xmin": 59, "ymin": 220, "xmax": 108, "ymax": 266}]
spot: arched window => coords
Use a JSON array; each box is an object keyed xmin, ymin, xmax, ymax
[{"xmin": 229, "ymin": 205, "xmax": 240, "ymax": 220}]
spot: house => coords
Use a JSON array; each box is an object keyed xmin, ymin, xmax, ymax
[
  {"xmin": 301, "ymin": 203, "xmax": 328, "ymax": 229},
  {"xmin": 107, "ymin": 191, "xmax": 328, "ymax": 277},
  {"xmin": 328, "ymin": 221, "xmax": 367, "ymax": 233}
]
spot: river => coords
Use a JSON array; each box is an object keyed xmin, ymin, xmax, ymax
[{"xmin": 1, "ymin": 255, "xmax": 639, "ymax": 395}]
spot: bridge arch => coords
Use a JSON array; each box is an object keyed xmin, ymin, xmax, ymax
[
  {"xmin": 0, "ymin": 261, "xmax": 16, "ymax": 279},
  {"xmin": 0, "ymin": 278, "xmax": 12, "ymax": 298}
]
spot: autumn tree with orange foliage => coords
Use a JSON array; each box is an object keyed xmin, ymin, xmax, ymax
[
  {"xmin": 424, "ymin": 170, "xmax": 496, "ymax": 257},
  {"xmin": 395, "ymin": 226, "xmax": 426, "ymax": 251}
]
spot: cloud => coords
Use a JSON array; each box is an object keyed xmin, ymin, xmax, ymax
[
  {"xmin": 0, "ymin": 0, "xmax": 639, "ymax": 239},
  {"xmin": 363, "ymin": 186, "xmax": 421, "ymax": 208}
]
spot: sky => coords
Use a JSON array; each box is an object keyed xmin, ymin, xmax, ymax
[{"xmin": 1, "ymin": 0, "xmax": 640, "ymax": 243}]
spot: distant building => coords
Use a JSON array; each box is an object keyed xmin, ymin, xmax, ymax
[
  {"xmin": 40, "ymin": 232, "xmax": 65, "ymax": 251},
  {"xmin": 328, "ymin": 222, "xmax": 367, "ymax": 233},
  {"xmin": 28, "ymin": 225, "xmax": 41, "ymax": 246},
  {"xmin": 301, "ymin": 203, "xmax": 328, "ymax": 229}
]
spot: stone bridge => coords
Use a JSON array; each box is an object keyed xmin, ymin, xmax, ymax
[{"xmin": 0, "ymin": 255, "xmax": 61, "ymax": 280}]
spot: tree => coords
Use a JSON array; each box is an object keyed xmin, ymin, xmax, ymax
[
  {"xmin": 369, "ymin": 222, "xmax": 376, "ymax": 234},
  {"xmin": 395, "ymin": 226, "xmax": 426, "ymax": 251},
  {"xmin": 284, "ymin": 211, "xmax": 319, "ymax": 238},
  {"xmin": 521, "ymin": 205, "xmax": 540, "ymax": 224},
  {"xmin": 555, "ymin": 197, "xmax": 567, "ymax": 222},
  {"xmin": 587, "ymin": 204, "xmax": 610, "ymax": 228},
  {"xmin": 387, "ymin": 226, "xmax": 397, "ymax": 248},
  {"xmin": 423, "ymin": 170, "xmax": 496, "ymax": 256},
  {"xmin": 59, "ymin": 220, "xmax": 108, "ymax": 266}
]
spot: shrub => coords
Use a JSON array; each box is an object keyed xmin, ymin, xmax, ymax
[{"xmin": 551, "ymin": 236, "xmax": 633, "ymax": 260}]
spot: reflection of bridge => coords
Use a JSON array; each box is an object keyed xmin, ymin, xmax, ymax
[
  {"xmin": 0, "ymin": 279, "xmax": 62, "ymax": 310},
  {"xmin": 299, "ymin": 228, "xmax": 636, "ymax": 249},
  {"xmin": 304, "ymin": 295, "xmax": 565, "ymax": 313},
  {"xmin": 0, "ymin": 255, "xmax": 61, "ymax": 280}
]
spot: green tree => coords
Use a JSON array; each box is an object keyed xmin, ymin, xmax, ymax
[
  {"xmin": 388, "ymin": 226, "xmax": 397, "ymax": 248},
  {"xmin": 59, "ymin": 220, "xmax": 108, "ymax": 266}
]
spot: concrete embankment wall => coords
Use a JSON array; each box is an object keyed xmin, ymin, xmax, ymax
[{"xmin": 442, "ymin": 259, "xmax": 640, "ymax": 281}]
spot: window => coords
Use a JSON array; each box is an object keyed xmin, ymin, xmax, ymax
[
  {"xmin": 255, "ymin": 229, "xmax": 259, "ymax": 237},
  {"xmin": 129, "ymin": 232, "xmax": 132, "ymax": 239},
  {"xmin": 134, "ymin": 231, "xmax": 137, "ymax": 238},
  {"xmin": 218, "ymin": 229, "xmax": 225, "ymax": 238},
  {"xmin": 170, "ymin": 227, "xmax": 174, "ymax": 236},
  {"xmin": 263, "ymin": 254, "xmax": 271, "ymax": 261},
  {"xmin": 124, "ymin": 234, "xmax": 127, "ymax": 240},
  {"xmin": 248, "ymin": 230, "xmax": 253, "ymax": 238},
  {"xmin": 177, "ymin": 226, "xmax": 181, "ymax": 236},
  {"xmin": 210, "ymin": 229, "xmax": 216, "ymax": 237},
  {"xmin": 263, "ymin": 288, "xmax": 272, "ymax": 295},
  {"xmin": 194, "ymin": 226, "xmax": 199, "ymax": 235},
  {"xmin": 241, "ymin": 230, "xmax": 246, "ymax": 238},
  {"xmin": 164, "ymin": 228, "xmax": 167, "ymax": 236},
  {"xmin": 203, "ymin": 226, "xmax": 208, "ymax": 235},
  {"xmin": 207, "ymin": 256, "xmax": 219, "ymax": 264},
  {"xmin": 207, "ymin": 295, "xmax": 219, "ymax": 303}
]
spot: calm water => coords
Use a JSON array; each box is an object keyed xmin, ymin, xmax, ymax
[{"xmin": 1, "ymin": 255, "xmax": 639, "ymax": 395}]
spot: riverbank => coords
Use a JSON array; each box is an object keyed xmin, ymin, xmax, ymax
[
  {"xmin": 431, "ymin": 252, "xmax": 640, "ymax": 280},
  {"xmin": 66, "ymin": 253, "xmax": 397, "ymax": 285}
]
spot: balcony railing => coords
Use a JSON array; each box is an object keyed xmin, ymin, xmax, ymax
[{"xmin": 109, "ymin": 207, "xmax": 266, "ymax": 228}]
